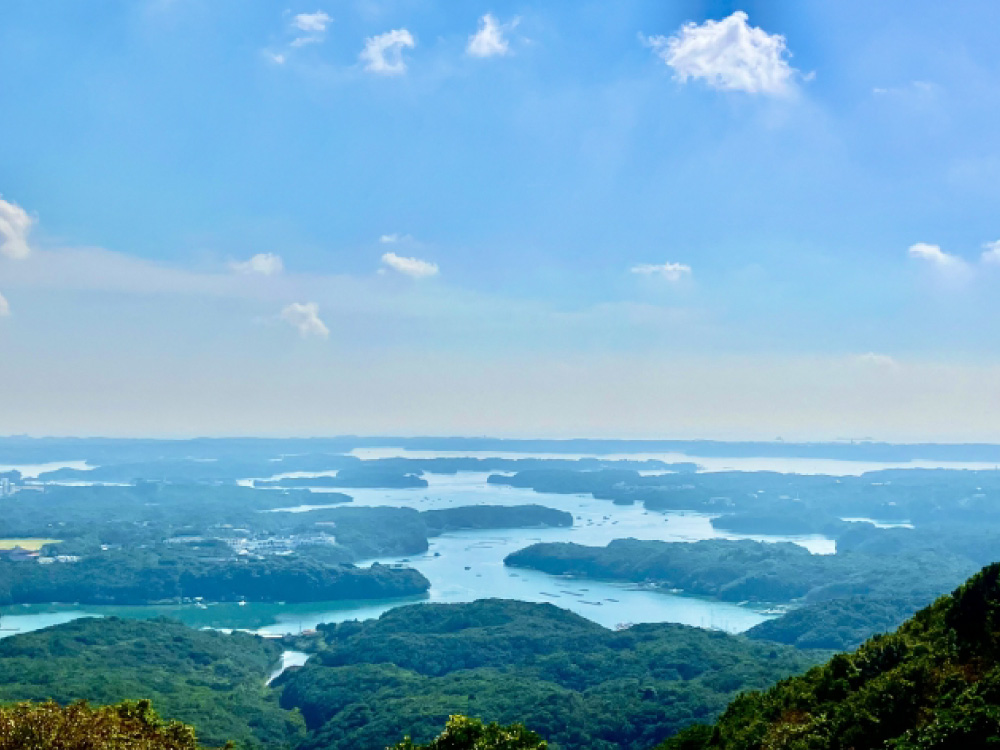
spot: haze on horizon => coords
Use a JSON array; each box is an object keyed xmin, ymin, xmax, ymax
[{"xmin": 2, "ymin": 1, "xmax": 1000, "ymax": 442}]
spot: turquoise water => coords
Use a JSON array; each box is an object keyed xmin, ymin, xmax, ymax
[{"xmin": 1, "ymin": 471, "xmax": 833, "ymax": 638}]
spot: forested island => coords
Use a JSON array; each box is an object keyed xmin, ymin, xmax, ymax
[
  {"xmin": 504, "ymin": 538, "xmax": 973, "ymax": 605},
  {"xmin": 504, "ymin": 538, "xmax": 977, "ymax": 650},
  {"xmin": 0, "ymin": 481, "xmax": 575, "ymax": 607},
  {"xmin": 421, "ymin": 505, "xmax": 573, "ymax": 533},
  {"xmin": 0, "ymin": 551, "xmax": 428, "ymax": 606}
]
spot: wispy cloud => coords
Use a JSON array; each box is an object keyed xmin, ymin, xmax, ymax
[
  {"xmin": 263, "ymin": 10, "xmax": 331, "ymax": 64},
  {"xmin": 280, "ymin": 302, "xmax": 329, "ymax": 338},
  {"xmin": 630, "ymin": 262, "xmax": 692, "ymax": 282},
  {"xmin": 0, "ymin": 292, "xmax": 9, "ymax": 317},
  {"xmin": 982, "ymin": 240, "xmax": 1000, "ymax": 266},
  {"xmin": 381, "ymin": 251, "xmax": 439, "ymax": 279},
  {"xmin": 360, "ymin": 29, "xmax": 415, "ymax": 75},
  {"xmin": 0, "ymin": 196, "xmax": 34, "ymax": 260},
  {"xmin": 379, "ymin": 233, "xmax": 414, "ymax": 244},
  {"xmin": 230, "ymin": 253, "xmax": 284, "ymax": 276},
  {"xmin": 291, "ymin": 10, "xmax": 332, "ymax": 47},
  {"xmin": 467, "ymin": 13, "xmax": 518, "ymax": 58},
  {"xmin": 644, "ymin": 11, "xmax": 798, "ymax": 96}
]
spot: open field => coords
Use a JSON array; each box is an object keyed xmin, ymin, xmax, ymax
[{"xmin": 0, "ymin": 539, "xmax": 61, "ymax": 551}]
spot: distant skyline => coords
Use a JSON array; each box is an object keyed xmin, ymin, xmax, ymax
[{"xmin": 2, "ymin": 1, "xmax": 1000, "ymax": 440}]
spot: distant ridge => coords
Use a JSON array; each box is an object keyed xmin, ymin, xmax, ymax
[{"xmin": 5, "ymin": 435, "xmax": 1000, "ymax": 464}]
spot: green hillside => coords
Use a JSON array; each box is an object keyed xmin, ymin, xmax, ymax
[
  {"xmin": 659, "ymin": 562, "xmax": 1000, "ymax": 749},
  {"xmin": 279, "ymin": 599, "xmax": 822, "ymax": 750},
  {"xmin": 0, "ymin": 617, "xmax": 304, "ymax": 749}
]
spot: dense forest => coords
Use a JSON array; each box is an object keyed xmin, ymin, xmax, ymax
[
  {"xmin": 504, "ymin": 538, "xmax": 973, "ymax": 606},
  {"xmin": 277, "ymin": 599, "xmax": 822, "ymax": 750},
  {"xmin": 658, "ymin": 561, "xmax": 1000, "ymax": 749},
  {"xmin": 0, "ymin": 617, "xmax": 303, "ymax": 749},
  {"xmin": 421, "ymin": 505, "xmax": 573, "ymax": 533},
  {"xmin": 0, "ymin": 550, "xmax": 428, "ymax": 605},
  {"xmin": 7, "ymin": 565, "xmax": 1000, "ymax": 749}
]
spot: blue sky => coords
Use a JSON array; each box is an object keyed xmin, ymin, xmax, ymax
[{"xmin": 1, "ymin": 1, "xmax": 1000, "ymax": 439}]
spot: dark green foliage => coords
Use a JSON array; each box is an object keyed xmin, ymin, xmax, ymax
[
  {"xmin": 255, "ymin": 467, "xmax": 428, "ymax": 489},
  {"xmin": 279, "ymin": 599, "xmax": 821, "ymax": 750},
  {"xmin": 504, "ymin": 539, "xmax": 974, "ymax": 605},
  {"xmin": 0, "ymin": 550, "xmax": 429, "ymax": 605},
  {"xmin": 0, "ymin": 485, "xmax": 430, "ymax": 561},
  {"xmin": 654, "ymin": 562, "xmax": 1000, "ymax": 750},
  {"xmin": 657, "ymin": 725, "xmax": 715, "ymax": 750},
  {"xmin": 0, "ymin": 617, "xmax": 304, "ymax": 749},
  {"xmin": 745, "ymin": 596, "xmax": 920, "ymax": 650},
  {"xmin": 0, "ymin": 699, "xmax": 206, "ymax": 750},
  {"xmin": 421, "ymin": 506, "xmax": 573, "ymax": 534},
  {"xmin": 391, "ymin": 715, "xmax": 547, "ymax": 750},
  {"xmin": 489, "ymin": 467, "xmax": 1000, "ymax": 526},
  {"xmin": 709, "ymin": 510, "xmax": 848, "ymax": 537}
]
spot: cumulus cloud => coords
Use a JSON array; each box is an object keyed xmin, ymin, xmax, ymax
[
  {"xmin": 645, "ymin": 11, "xmax": 798, "ymax": 95},
  {"xmin": 381, "ymin": 252, "xmax": 439, "ymax": 279},
  {"xmin": 467, "ymin": 13, "xmax": 518, "ymax": 58},
  {"xmin": 982, "ymin": 240, "xmax": 1000, "ymax": 265},
  {"xmin": 264, "ymin": 51, "xmax": 287, "ymax": 65},
  {"xmin": 0, "ymin": 196, "xmax": 34, "ymax": 260},
  {"xmin": 630, "ymin": 262, "xmax": 692, "ymax": 282},
  {"xmin": 0, "ymin": 292, "xmax": 9, "ymax": 317},
  {"xmin": 230, "ymin": 252, "xmax": 284, "ymax": 276},
  {"xmin": 908, "ymin": 242, "xmax": 967, "ymax": 270},
  {"xmin": 360, "ymin": 29, "xmax": 415, "ymax": 75},
  {"xmin": 280, "ymin": 302, "xmax": 329, "ymax": 338}
]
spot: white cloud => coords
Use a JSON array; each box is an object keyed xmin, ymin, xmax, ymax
[
  {"xmin": 360, "ymin": 29, "xmax": 415, "ymax": 75},
  {"xmin": 0, "ymin": 196, "xmax": 34, "ymax": 260},
  {"xmin": 280, "ymin": 302, "xmax": 329, "ymax": 338},
  {"xmin": 293, "ymin": 11, "xmax": 331, "ymax": 33},
  {"xmin": 645, "ymin": 11, "xmax": 798, "ymax": 96},
  {"xmin": 291, "ymin": 36, "xmax": 323, "ymax": 48},
  {"xmin": 230, "ymin": 252, "xmax": 284, "ymax": 276},
  {"xmin": 290, "ymin": 11, "xmax": 331, "ymax": 48},
  {"xmin": 982, "ymin": 240, "xmax": 1000, "ymax": 265},
  {"xmin": 0, "ymin": 292, "xmax": 9, "ymax": 317},
  {"xmin": 908, "ymin": 242, "xmax": 967, "ymax": 270},
  {"xmin": 381, "ymin": 251, "xmax": 439, "ymax": 279},
  {"xmin": 379, "ymin": 233, "xmax": 411, "ymax": 244},
  {"xmin": 264, "ymin": 51, "xmax": 286, "ymax": 65},
  {"xmin": 630, "ymin": 262, "xmax": 692, "ymax": 282},
  {"xmin": 467, "ymin": 13, "xmax": 518, "ymax": 58}
]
